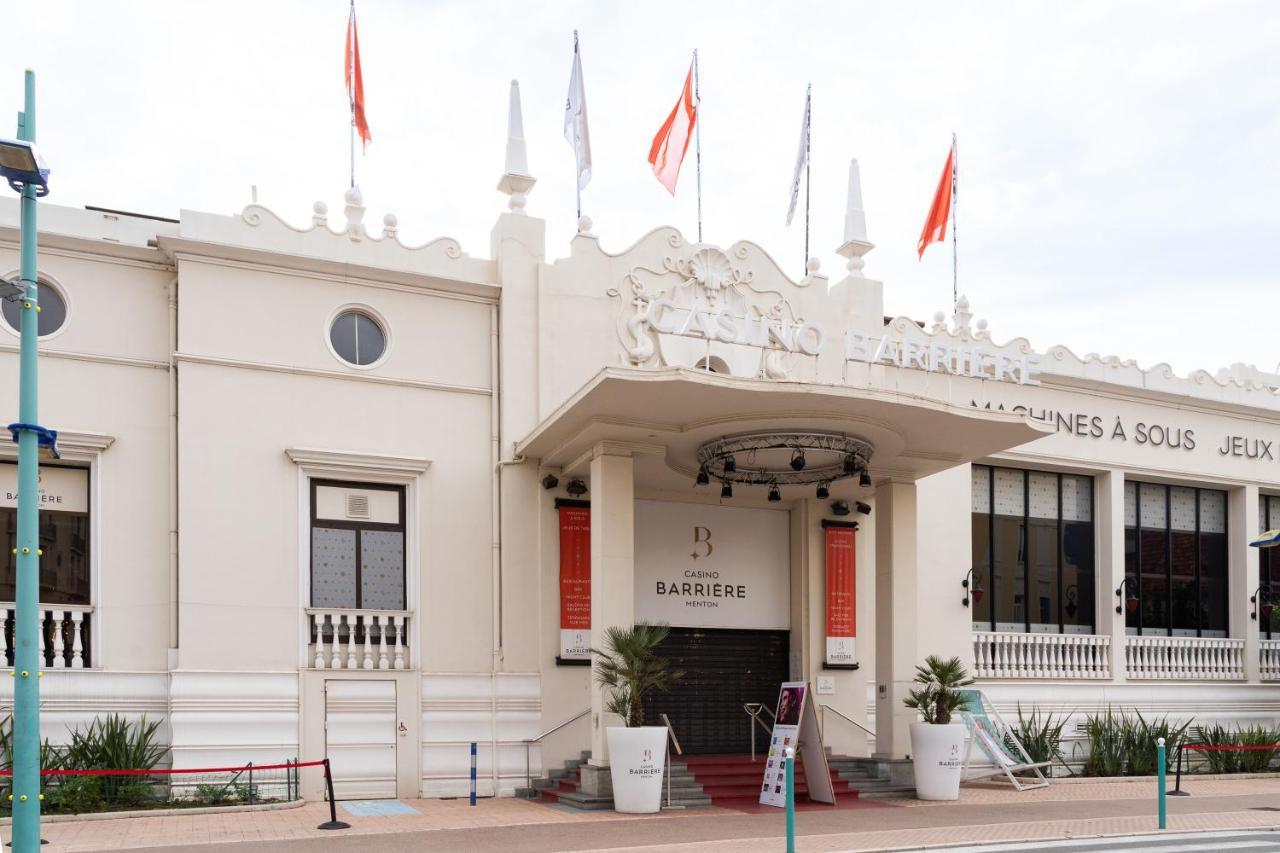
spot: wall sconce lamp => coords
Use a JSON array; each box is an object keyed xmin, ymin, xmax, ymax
[
  {"xmin": 1115, "ymin": 577, "xmax": 1139, "ymax": 614},
  {"xmin": 961, "ymin": 568, "xmax": 984, "ymax": 608},
  {"xmin": 1251, "ymin": 585, "xmax": 1275, "ymax": 621},
  {"xmin": 565, "ymin": 479, "xmax": 588, "ymax": 497}
]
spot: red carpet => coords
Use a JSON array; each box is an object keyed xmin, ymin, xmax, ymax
[{"xmin": 680, "ymin": 754, "xmax": 891, "ymax": 814}]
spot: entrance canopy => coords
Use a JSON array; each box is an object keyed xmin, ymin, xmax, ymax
[{"xmin": 518, "ymin": 367, "xmax": 1050, "ymax": 495}]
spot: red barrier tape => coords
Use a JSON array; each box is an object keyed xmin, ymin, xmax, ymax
[
  {"xmin": 0, "ymin": 760, "xmax": 327, "ymax": 777},
  {"xmin": 1181, "ymin": 744, "xmax": 1280, "ymax": 752}
]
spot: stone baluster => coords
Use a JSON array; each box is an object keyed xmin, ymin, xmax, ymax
[
  {"xmin": 330, "ymin": 614, "xmax": 344, "ymax": 669},
  {"xmin": 70, "ymin": 610, "xmax": 84, "ymax": 669},
  {"xmin": 392, "ymin": 616, "xmax": 406, "ymax": 669},
  {"xmin": 362, "ymin": 615, "xmax": 374, "ymax": 670},
  {"xmin": 314, "ymin": 614, "xmax": 327, "ymax": 669},
  {"xmin": 51, "ymin": 610, "xmax": 66, "ymax": 668},
  {"xmin": 37, "ymin": 610, "xmax": 46, "ymax": 669},
  {"xmin": 377, "ymin": 616, "xmax": 389, "ymax": 670},
  {"xmin": 345, "ymin": 614, "xmax": 359, "ymax": 669}
]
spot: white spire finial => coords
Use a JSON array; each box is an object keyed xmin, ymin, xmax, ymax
[
  {"xmin": 835, "ymin": 158, "xmax": 875, "ymax": 276},
  {"xmin": 497, "ymin": 79, "xmax": 537, "ymax": 213}
]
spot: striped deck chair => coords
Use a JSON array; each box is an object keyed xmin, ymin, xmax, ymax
[{"xmin": 955, "ymin": 689, "xmax": 1049, "ymax": 791}]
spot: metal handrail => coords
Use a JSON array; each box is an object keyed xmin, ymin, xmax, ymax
[
  {"xmin": 660, "ymin": 713, "xmax": 683, "ymax": 756},
  {"xmin": 744, "ymin": 703, "xmax": 776, "ymax": 761},
  {"xmin": 523, "ymin": 707, "xmax": 590, "ymax": 794},
  {"xmin": 819, "ymin": 703, "xmax": 876, "ymax": 740}
]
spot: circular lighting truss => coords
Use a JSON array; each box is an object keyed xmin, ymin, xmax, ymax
[{"xmin": 695, "ymin": 431, "xmax": 874, "ymax": 488}]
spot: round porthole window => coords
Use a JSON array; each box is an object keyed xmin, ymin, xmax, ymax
[
  {"xmin": 1, "ymin": 277, "xmax": 67, "ymax": 338},
  {"xmin": 329, "ymin": 309, "xmax": 386, "ymax": 367}
]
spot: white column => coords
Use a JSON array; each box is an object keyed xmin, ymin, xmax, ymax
[
  {"xmin": 1231, "ymin": 484, "xmax": 1260, "ymax": 682},
  {"xmin": 873, "ymin": 480, "xmax": 918, "ymax": 759},
  {"xmin": 588, "ymin": 445, "xmax": 636, "ymax": 767},
  {"xmin": 1096, "ymin": 470, "xmax": 1128, "ymax": 682}
]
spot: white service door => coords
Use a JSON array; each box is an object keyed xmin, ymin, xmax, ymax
[{"xmin": 325, "ymin": 680, "xmax": 397, "ymax": 799}]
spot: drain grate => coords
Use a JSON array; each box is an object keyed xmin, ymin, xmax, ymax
[{"xmin": 1249, "ymin": 806, "xmax": 1280, "ymax": 812}]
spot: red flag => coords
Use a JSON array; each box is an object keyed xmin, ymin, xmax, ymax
[
  {"xmin": 917, "ymin": 140, "xmax": 955, "ymax": 258},
  {"xmin": 648, "ymin": 61, "xmax": 698, "ymax": 195},
  {"xmin": 345, "ymin": 5, "xmax": 371, "ymax": 150}
]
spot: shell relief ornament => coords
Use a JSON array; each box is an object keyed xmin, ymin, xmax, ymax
[{"xmin": 608, "ymin": 245, "xmax": 825, "ymax": 380}]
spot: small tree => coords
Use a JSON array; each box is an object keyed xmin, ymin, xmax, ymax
[
  {"xmin": 592, "ymin": 622, "xmax": 683, "ymax": 727},
  {"xmin": 903, "ymin": 655, "xmax": 974, "ymax": 725}
]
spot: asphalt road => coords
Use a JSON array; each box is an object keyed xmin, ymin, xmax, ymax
[{"xmin": 939, "ymin": 829, "xmax": 1280, "ymax": 852}]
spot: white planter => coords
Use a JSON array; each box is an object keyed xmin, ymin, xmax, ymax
[
  {"xmin": 909, "ymin": 722, "xmax": 966, "ymax": 800},
  {"xmin": 606, "ymin": 726, "xmax": 668, "ymax": 813}
]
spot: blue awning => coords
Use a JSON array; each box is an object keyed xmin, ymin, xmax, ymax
[{"xmin": 1250, "ymin": 529, "xmax": 1280, "ymax": 548}]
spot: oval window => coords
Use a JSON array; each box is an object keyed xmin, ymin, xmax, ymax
[
  {"xmin": 329, "ymin": 310, "xmax": 386, "ymax": 366},
  {"xmin": 2, "ymin": 279, "xmax": 67, "ymax": 337}
]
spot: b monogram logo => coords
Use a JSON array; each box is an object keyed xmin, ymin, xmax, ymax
[{"xmin": 691, "ymin": 526, "xmax": 713, "ymax": 560}]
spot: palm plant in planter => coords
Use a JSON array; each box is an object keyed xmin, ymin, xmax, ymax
[
  {"xmin": 592, "ymin": 622, "xmax": 683, "ymax": 814},
  {"xmin": 903, "ymin": 655, "xmax": 974, "ymax": 800}
]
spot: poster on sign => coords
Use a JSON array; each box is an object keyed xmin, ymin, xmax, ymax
[
  {"xmin": 556, "ymin": 499, "xmax": 591, "ymax": 660},
  {"xmin": 758, "ymin": 681, "xmax": 835, "ymax": 807},
  {"xmin": 822, "ymin": 521, "xmax": 857, "ymax": 665}
]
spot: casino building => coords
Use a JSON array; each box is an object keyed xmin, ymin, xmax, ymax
[{"xmin": 0, "ymin": 81, "xmax": 1278, "ymax": 801}]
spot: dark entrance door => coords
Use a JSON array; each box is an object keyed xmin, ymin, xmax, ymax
[{"xmin": 644, "ymin": 627, "xmax": 789, "ymax": 755}]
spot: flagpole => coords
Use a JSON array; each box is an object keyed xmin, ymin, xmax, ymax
[
  {"xmin": 951, "ymin": 132, "xmax": 958, "ymax": 308},
  {"xmin": 693, "ymin": 49, "xmax": 703, "ymax": 243},
  {"xmin": 349, "ymin": 0, "xmax": 356, "ymax": 189},
  {"xmin": 573, "ymin": 30, "xmax": 582, "ymax": 221},
  {"xmin": 803, "ymin": 83, "xmax": 811, "ymax": 271}
]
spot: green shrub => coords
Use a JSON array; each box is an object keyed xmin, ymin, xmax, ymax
[
  {"xmin": 1121, "ymin": 711, "xmax": 1190, "ymax": 777},
  {"xmin": 1193, "ymin": 723, "xmax": 1280, "ymax": 774},
  {"xmin": 1012, "ymin": 704, "xmax": 1070, "ymax": 769},
  {"xmin": 1081, "ymin": 707, "xmax": 1126, "ymax": 777},
  {"xmin": 50, "ymin": 775, "xmax": 103, "ymax": 814}
]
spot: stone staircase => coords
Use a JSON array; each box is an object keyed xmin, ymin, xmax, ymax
[{"xmin": 518, "ymin": 750, "xmax": 913, "ymax": 810}]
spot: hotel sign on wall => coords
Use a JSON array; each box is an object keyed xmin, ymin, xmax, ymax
[
  {"xmin": 0, "ymin": 463, "xmax": 88, "ymax": 513},
  {"xmin": 634, "ymin": 499, "xmax": 790, "ymax": 630}
]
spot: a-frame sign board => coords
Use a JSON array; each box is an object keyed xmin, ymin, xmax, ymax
[{"xmin": 758, "ymin": 681, "xmax": 835, "ymax": 807}]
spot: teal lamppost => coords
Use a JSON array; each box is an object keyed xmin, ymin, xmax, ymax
[{"xmin": 0, "ymin": 69, "xmax": 53, "ymax": 853}]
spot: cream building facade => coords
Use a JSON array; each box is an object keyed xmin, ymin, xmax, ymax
[{"xmin": 0, "ymin": 82, "xmax": 1277, "ymax": 801}]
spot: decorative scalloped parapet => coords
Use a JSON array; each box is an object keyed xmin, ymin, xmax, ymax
[
  {"xmin": 898, "ymin": 294, "xmax": 1280, "ymax": 411},
  {"xmin": 190, "ymin": 186, "xmax": 497, "ymax": 286}
]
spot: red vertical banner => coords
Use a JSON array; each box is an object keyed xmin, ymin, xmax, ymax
[
  {"xmin": 557, "ymin": 501, "xmax": 591, "ymax": 660},
  {"xmin": 823, "ymin": 521, "xmax": 857, "ymax": 665}
]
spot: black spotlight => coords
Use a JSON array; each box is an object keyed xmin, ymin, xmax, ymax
[
  {"xmin": 831, "ymin": 499, "xmax": 851, "ymax": 517},
  {"xmin": 816, "ymin": 482, "xmax": 830, "ymax": 499},
  {"xmin": 720, "ymin": 482, "xmax": 733, "ymax": 499},
  {"xmin": 790, "ymin": 449, "xmax": 806, "ymax": 471},
  {"xmin": 768, "ymin": 484, "xmax": 782, "ymax": 502},
  {"xmin": 843, "ymin": 455, "xmax": 857, "ymax": 475},
  {"xmin": 566, "ymin": 479, "xmax": 588, "ymax": 497},
  {"xmin": 859, "ymin": 469, "xmax": 872, "ymax": 488},
  {"xmin": 856, "ymin": 501, "xmax": 872, "ymax": 515},
  {"xmin": 540, "ymin": 474, "xmax": 559, "ymax": 490},
  {"xmin": 723, "ymin": 455, "xmax": 737, "ymax": 474},
  {"xmin": 695, "ymin": 467, "xmax": 710, "ymax": 486}
]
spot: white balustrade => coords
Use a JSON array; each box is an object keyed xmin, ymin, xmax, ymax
[
  {"xmin": 1124, "ymin": 635, "xmax": 1245, "ymax": 680},
  {"xmin": 0, "ymin": 603, "xmax": 94, "ymax": 669},
  {"xmin": 972, "ymin": 631, "xmax": 1111, "ymax": 679},
  {"xmin": 1260, "ymin": 639, "xmax": 1280, "ymax": 681},
  {"xmin": 307, "ymin": 609, "xmax": 411, "ymax": 671}
]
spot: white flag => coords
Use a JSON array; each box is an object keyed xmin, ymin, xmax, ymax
[
  {"xmin": 564, "ymin": 33, "xmax": 592, "ymax": 190},
  {"xmin": 785, "ymin": 86, "xmax": 810, "ymax": 226}
]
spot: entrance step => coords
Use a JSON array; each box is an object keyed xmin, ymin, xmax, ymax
[{"xmin": 522, "ymin": 752, "xmax": 894, "ymax": 810}]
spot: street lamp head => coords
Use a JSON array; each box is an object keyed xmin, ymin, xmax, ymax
[{"xmin": 0, "ymin": 139, "xmax": 49, "ymax": 196}]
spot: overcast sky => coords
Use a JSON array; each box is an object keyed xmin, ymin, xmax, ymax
[{"xmin": 6, "ymin": 1, "xmax": 1278, "ymax": 376}]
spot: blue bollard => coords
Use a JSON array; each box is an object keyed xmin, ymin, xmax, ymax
[
  {"xmin": 1157, "ymin": 737, "xmax": 1167, "ymax": 829},
  {"xmin": 470, "ymin": 742, "xmax": 478, "ymax": 806},
  {"xmin": 785, "ymin": 747, "xmax": 796, "ymax": 853}
]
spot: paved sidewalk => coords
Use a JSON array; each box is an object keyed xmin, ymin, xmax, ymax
[{"xmin": 10, "ymin": 777, "xmax": 1280, "ymax": 852}]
